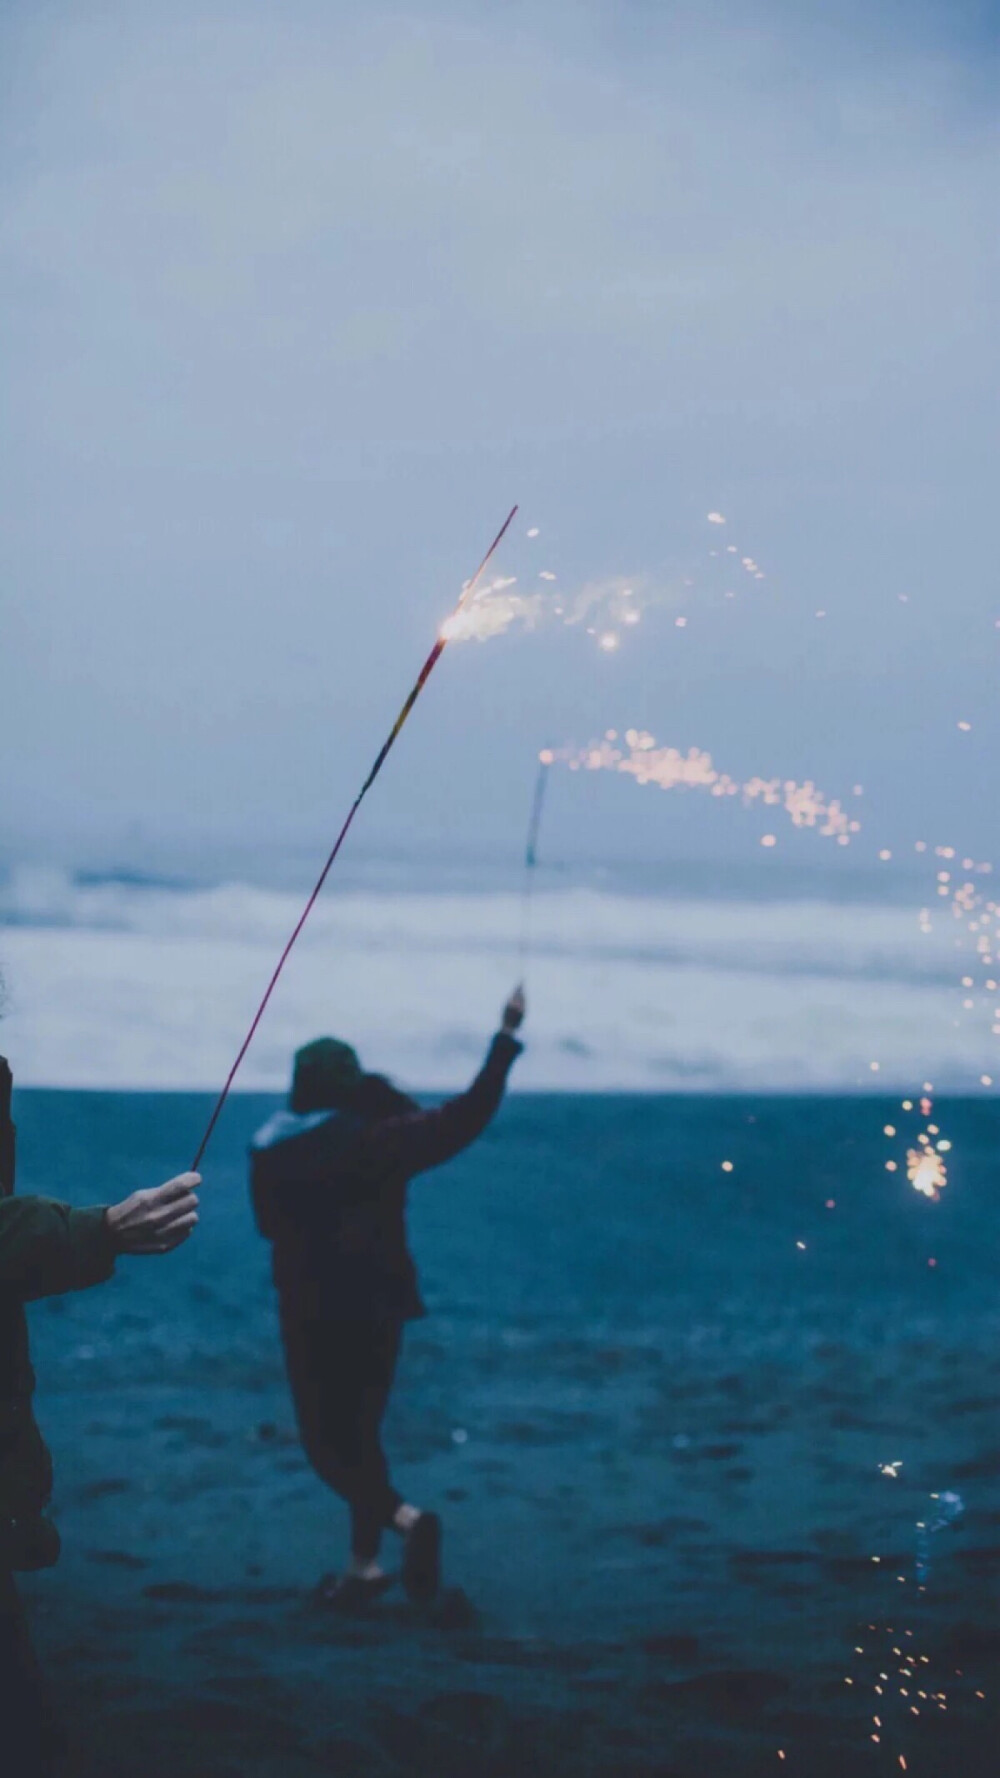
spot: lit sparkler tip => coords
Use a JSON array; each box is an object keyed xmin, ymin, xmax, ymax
[
  {"xmin": 761, "ymin": 834, "xmax": 777, "ymax": 848},
  {"xmin": 538, "ymin": 748, "xmax": 554, "ymax": 765}
]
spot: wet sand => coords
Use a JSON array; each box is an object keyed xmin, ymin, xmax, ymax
[{"xmin": 14, "ymin": 1090, "xmax": 1000, "ymax": 1775}]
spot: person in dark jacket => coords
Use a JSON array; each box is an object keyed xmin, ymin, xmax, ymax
[
  {"xmin": 249, "ymin": 986, "xmax": 525, "ymax": 1610},
  {"xmin": 0, "ymin": 1049, "xmax": 201, "ymax": 1776}
]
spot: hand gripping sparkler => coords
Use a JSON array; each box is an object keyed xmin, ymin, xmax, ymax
[{"xmin": 190, "ymin": 505, "xmax": 518, "ymax": 1170}]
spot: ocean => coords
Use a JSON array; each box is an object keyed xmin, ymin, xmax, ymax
[{"xmin": 1, "ymin": 857, "xmax": 995, "ymax": 1095}]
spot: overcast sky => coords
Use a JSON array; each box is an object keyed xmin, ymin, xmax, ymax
[{"xmin": 1, "ymin": 0, "xmax": 997, "ymax": 881}]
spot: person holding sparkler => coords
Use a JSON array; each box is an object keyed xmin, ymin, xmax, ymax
[
  {"xmin": 249, "ymin": 986, "xmax": 525, "ymax": 1610},
  {"xmin": 1, "ymin": 1042, "xmax": 202, "ymax": 1776}
]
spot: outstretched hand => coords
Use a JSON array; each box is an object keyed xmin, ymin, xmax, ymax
[
  {"xmin": 105, "ymin": 1172, "xmax": 202, "ymax": 1255},
  {"xmin": 501, "ymin": 984, "xmax": 526, "ymax": 1034}
]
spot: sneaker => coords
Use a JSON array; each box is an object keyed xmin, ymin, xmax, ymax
[
  {"xmin": 401, "ymin": 1511, "xmax": 442, "ymax": 1605},
  {"xmin": 317, "ymin": 1570, "xmax": 395, "ymax": 1613}
]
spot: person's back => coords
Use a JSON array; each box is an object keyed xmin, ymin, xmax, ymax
[
  {"xmin": 250, "ymin": 1074, "xmax": 424, "ymax": 1320},
  {"xmin": 248, "ymin": 989, "xmax": 525, "ymax": 1609}
]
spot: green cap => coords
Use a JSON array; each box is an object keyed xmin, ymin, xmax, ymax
[{"xmin": 290, "ymin": 1037, "xmax": 362, "ymax": 1113}]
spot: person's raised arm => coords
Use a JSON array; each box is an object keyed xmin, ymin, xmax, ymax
[
  {"xmin": 358, "ymin": 987, "xmax": 526, "ymax": 1178},
  {"xmin": 0, "ymin": 1173, "xmax": 201, "ymax": 1303}
]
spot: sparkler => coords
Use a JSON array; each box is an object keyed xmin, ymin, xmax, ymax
[
  {"xmin": 190, "ymin": 505, "xmax": 518, "ymax": 1170},
  {"xmin": 518, "ymin": 749, "xmax": 552, "ymax": 975}
]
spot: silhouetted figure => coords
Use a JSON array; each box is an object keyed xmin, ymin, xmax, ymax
[
  {"xmin": 0, "ymin": 1051, "xmax": 201, "ymax": 1776},
  {"xmin": 249, "ymin": 988, "xmax": 525, "ymax": 1609}
]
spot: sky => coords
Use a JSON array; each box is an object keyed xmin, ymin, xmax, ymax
[{"xmin": 1, "ymin": 0, "xmax": 998, "ymax": 883}]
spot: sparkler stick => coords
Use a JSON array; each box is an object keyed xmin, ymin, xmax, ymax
[
  {"xmin": 190, "ymin": 504, "xmax": 518, "ymax": 1170},
  {"xmin": 518, "ymin": 751, "xmax": 551, "ymax": 975}
]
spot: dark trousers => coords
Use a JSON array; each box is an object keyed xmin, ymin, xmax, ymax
[
  {"xmin": 279, "ymin": 1310, "xmax": 405, "ymax": 1560},
  {"xmin": 0, "ymin": 1570, "xmax": 65, "ymax": 1777}
]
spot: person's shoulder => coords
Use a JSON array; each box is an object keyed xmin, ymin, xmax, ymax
[{"xmin": 250, "ymin": 1108, "xmax": 338, "ymax": 1152}]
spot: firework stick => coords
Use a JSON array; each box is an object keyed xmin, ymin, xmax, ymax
[
  {"xmin": 190, "ymin": 504, "xmax": 518, "ymax": 1169},
  {"xmin": 518, "ymin": 751, "xmax": 551, "ymax": 976}
]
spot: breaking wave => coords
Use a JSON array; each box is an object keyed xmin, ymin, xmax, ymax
[{"xmin": 0, "ymin": 864, "xmax": 989, "ymax": 1092}]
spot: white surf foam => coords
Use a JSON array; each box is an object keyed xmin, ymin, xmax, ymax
[{"xmin": 0, "ymin": 867, "xmax": 991, "ymax": 1092}]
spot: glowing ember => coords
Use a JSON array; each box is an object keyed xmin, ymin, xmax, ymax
[{"xmin": 907, "ymin": 1147, "xmax": 947, "ymax": 1201}]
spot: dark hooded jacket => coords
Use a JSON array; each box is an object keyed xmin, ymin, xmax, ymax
[
  {"xmin": 249, "ymin": 1031, "xmax": 522, "ymax": 1321},
  {"xmin": 1, "ymin": 1056, "xmax": 116, "ymax": 1565}
]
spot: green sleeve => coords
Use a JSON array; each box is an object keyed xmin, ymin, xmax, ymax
[{"xmin": 0, "ymin": 1197, "xmax": 117, "ymax": 1302}]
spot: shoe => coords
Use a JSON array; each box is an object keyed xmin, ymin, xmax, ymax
[
  {"xmin": 402, "ymin": 1511, "xmax": 442, "ymax": 1605},
  {"xmin": 317, "ymin": 1570, "xmax": 395, "ymax": 1613}
]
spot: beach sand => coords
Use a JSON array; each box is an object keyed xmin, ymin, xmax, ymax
[{"xmin": 13, "ymin": 1090, "xmax": 1000, "ymax": 1776}]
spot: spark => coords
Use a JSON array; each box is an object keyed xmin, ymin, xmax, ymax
[
  {"xmin": 707, "ymin": 511, "xmax": 726, "ymax": 524},
  {"xmin": 907, "ymin": 1147, "xmax": 946, "ymax": 1200},
  {"xmin": 547, "ymin": 731, "xmax": 860, "ymax": 850}
]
